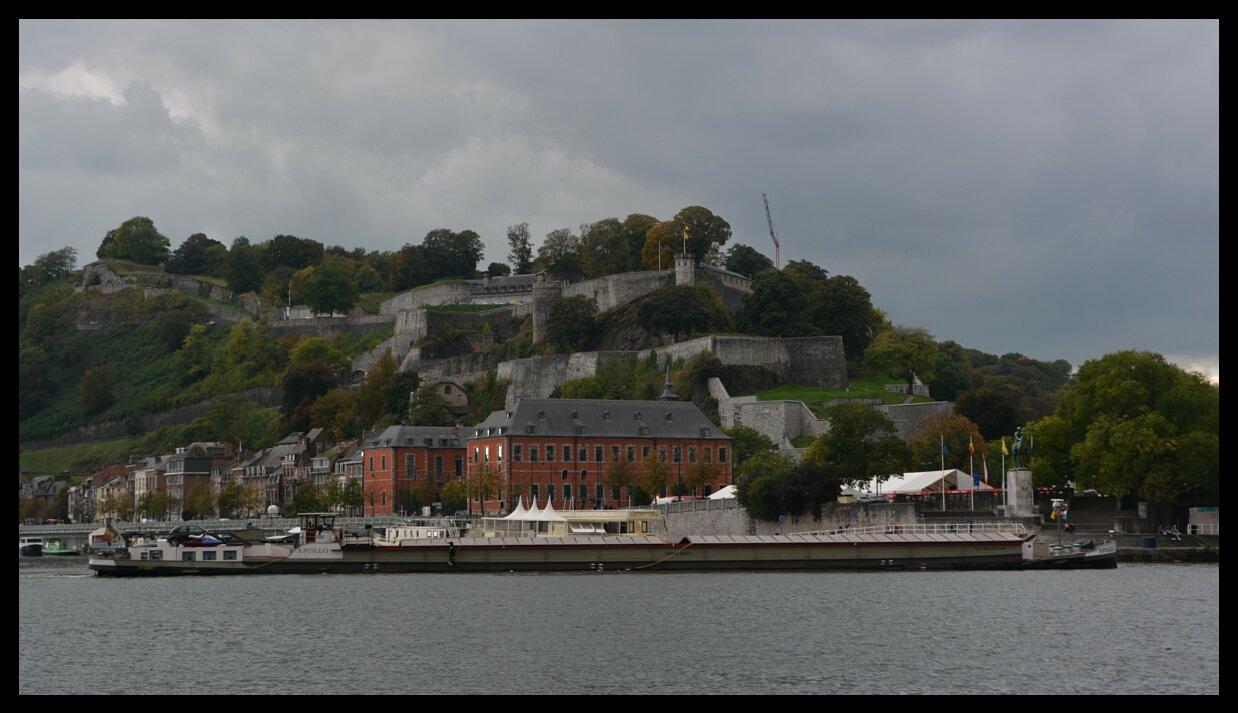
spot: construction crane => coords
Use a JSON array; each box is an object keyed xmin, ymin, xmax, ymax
[{"xmin": 762, "ymin": 193, "xmax": 781, "ymax": 268}]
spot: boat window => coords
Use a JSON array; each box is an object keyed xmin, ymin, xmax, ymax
[
  {"xmin": 140, "ymin": 551, "xmax": 149, "ymax": 560},
  {"xmin": 150, "ymin": 550, "xmax": 162, "ymax": 560},
  {"xmin": 182, "ymin": 551, "xmax": 196, "ymax": 561},
  {"xmin": 224, "ymin": 550, "xmax": 237, "ymax": 561},
  {"xmin": 202, "ymin": 551, "xmax": 217, "ymax": 561}
]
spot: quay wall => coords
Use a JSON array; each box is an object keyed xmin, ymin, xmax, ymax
[{"xmin": 656, "ymin": 498, "xmax": 919, "ymax": 539}]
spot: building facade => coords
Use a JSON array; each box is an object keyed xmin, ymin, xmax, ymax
[
  {"xmin": 466, "ymin": 398, "xmax": 732, "ymax": 515},
  {"xmin": 361, "ymin": 425, "xmax": 467, "ymax": 516}
]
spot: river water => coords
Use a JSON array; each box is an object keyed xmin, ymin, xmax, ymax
[{"xmin": 19, "ymin": 558, "xmax": 1218, "ymax": 694}]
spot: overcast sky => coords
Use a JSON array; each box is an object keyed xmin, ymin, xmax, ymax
[{"xmin": 18, "ymin": 20, "xmax": 1218, "ymax": 381}]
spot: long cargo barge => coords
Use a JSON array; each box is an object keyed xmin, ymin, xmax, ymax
[{"xmin": 88, "ymin": 514, "xmax": 1034, "ymax": 576}]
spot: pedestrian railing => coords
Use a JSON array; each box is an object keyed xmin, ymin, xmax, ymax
[{"xmin": 797, "ymin": 522, "xmax": 1029, "ymax": 537}]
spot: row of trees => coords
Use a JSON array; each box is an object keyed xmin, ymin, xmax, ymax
[
  {"xmin": 89, "ymin": 206, "xmax": 735, "ymax": 313},
  {"xmin": 90, "ymin": 479, "xmax": 366, "ymax": 522}
]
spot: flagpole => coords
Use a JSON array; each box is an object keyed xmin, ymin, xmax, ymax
[
  {"xmin": 940, "ymin": 435, "xmax": 946, "ymax": 511},
  {"xmin": 969, "ymin": 439, "xmax": 975, "ymax": 512},
  {"xmin": 1001, "ymin": 440, "xmax": 1006, "ymax": 515}
]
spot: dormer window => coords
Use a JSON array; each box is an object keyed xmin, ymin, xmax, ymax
[
  {"xmin": 536, "ymin": 410, "xmax": 545, "ymax": 419},
  {"xmin": 701, "ymin": 427, "xmax": 711, "ymax": 437},
  {"xmin": 634, "ymin": 411, "xmax": 642, "ymax": 420},
  {"xmin": 602, "ymin": 411, "xmax": 610, "ymax": 420},
  {"xmin": 526, "ymin": 424, "xmax": 537, "ymax": 435},
  {"xmin": 569, "ymin": 410, "xmax": 578, "ymax": 419},
  {"xmin": 664, "ymin": 412, "xmax": 672, "ymax": 420},
  {"xmin": 575, "ymin": 425, "xmax": 585, "ymax": 435},
  {"xmin": 639, "ymin": 426, "xmax": 650, "ymax": 436},
  {"xmin": 424, "ymin": 438, "xmax": 433, "ymax": 447}
]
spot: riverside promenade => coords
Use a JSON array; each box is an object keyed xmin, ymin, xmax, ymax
[{"xmin": 16, "ymin": 516, "xmax": 415, "ymax": 550}]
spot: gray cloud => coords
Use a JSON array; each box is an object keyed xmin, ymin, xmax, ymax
[{"xmin": 18, "ymin": 19, "xmax": 1217, "ymax": 374}]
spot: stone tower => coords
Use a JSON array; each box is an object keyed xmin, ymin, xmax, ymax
[
  {"xmin": 674, "ymin": 253, "xmax": 695, "ymax": 287},
  {"xmin": 531, "ymin": 275, "xmax": 563, "ymax": 344}
]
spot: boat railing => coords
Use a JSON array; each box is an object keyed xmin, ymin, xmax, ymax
[{"xmin": 797, "ymin": 522, "xmax": 1029, "ymax": 537}]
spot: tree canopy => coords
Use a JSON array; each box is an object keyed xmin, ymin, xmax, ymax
[
  {"xmin": 864, "ymin": 325, "xmax": 939, "ymax": 393},
  {"xmin": 804, "ymin": 403, "xmax": 910, "ymax": 488},
  {"xmin": 672, "ymin": 206, "xmax": 732, "ymax": 263},
  {"xmin": 166, "ymin": 233, "xmax": 227, "ymax": 275},
  {"xmin": 724, "ymin": 243, "xmax": 774, "ymax": 279},
  {"xmin": 96, "ymin": 216, "xmax": 171, "ymax": 265},
  {"xmin": 543, "ymin": 295, "xmax": 598, "ymax": 352},
  {"xmin": 506, "ymin": 223, "xmax": 535, "ymax": 274},
  {"xmin": 301, "ymin": 257, "xmax": 359, "ymax": 315},
  {"xmin": 1029, "ymin": 351, "xmax": 1218, "ymax": 504},
  {"xmin": 635, "ymin": 285, "xmax": 733, "ymax": 341}
]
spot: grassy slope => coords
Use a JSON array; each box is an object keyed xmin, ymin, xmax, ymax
[
  {"xmin": 20, "ymin": 438, "xmax": 136, "ymax": 477},
  {"xmin": 104, "ymin": 259, "xmax": 230, "ymax": 288}
]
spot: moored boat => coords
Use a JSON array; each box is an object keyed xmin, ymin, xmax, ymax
[
  {"xmin": 1023, "ymin": 537, "xmax": 1118, "ymax": 569},
  {"xmin": 43, "ymin": 539, "xmax": 80, "ymax": 556},
  {"xmin": 89, "ymin": 514, "xmax": 1034, "ymax": 577},
  {"xmin": 19, "ymin": 537, "xmax": 44, "ymax": 557}
]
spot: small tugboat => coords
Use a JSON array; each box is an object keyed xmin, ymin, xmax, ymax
[
  {"xmin": 43, "ymin": 539, "xmax": 80, "ymax": 556},
  {"xmin": 19, "ymin": 537, "xmax": 44, "ymax": 557},
  {"xmin": 1023, "ymin": 500, "xmax": 1118, "ymax": 569},
  {"xmin": 1023, "ymin": 536, "xmax": 1118, "ymax": 569}
]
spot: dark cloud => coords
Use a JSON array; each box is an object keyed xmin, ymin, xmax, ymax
[{"xmin": 18, "ymin": 20, "xmax": 1217, "ymax": 376}]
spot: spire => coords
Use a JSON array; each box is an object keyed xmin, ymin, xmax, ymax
[{"xmin": 661, "ymin": 362, "xmax": 677, "ymax": 401}]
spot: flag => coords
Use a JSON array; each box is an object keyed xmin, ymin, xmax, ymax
[
  {"xmin": 940, "ymin": 439, "xmax": 949, "ymax": 455},
  {"xmin": 972, "ymin": 472, "xmax": 980, "ymax": 487},
  {"xmin": 1001, "ymin": 437, "xmax": 1009, "ymax": 456},
  {"xmin": 982, "ymin": 455, "xmax": 989, "ymax": 484},
  {"xmin": 968, "ymin": 436, "xmax": 975, "ymax": 456}
]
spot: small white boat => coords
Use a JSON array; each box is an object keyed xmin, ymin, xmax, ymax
[{"xmin": 19, "ymin": 537, "xmax": 45, "ymax": 557}]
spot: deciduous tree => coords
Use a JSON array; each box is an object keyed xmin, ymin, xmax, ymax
[
  {"xmin": 805, "ymin": 403, "xmax": 909, "ymax": 489},
  {"xmin": 543, "ymin": 295, "xmax": 598, "ymax": 351},
  {"xmin": 506, "ymin": 223, "xmax": 535, "ymax": 274},
  {"xmin": 864, "ymin": 325, "xmax": 940, "ymax": 394},
  {"xmin": 724, "ymin": 243, "xmax": 774, "ymax": 278},
  {"xmin": 96, "ymin": 216, "xmax": 171, "ymax": 265}
]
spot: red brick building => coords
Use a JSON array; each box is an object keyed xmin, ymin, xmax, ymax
[
  {"xmin": 362, "ymin": 426, "xmax": 466, "ymax": 516},
  {"xmin": 467, "ymin": 399, "xmax": 732, "ymax": 515}
]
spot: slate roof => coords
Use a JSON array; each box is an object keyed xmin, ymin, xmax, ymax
[
  {"xmin": 472, "ymin": 399, "xmax": 727, "ymax": 440},
  {"xmin": 365, "ymin": 425, "xmax": 467, "ymax": 449}
]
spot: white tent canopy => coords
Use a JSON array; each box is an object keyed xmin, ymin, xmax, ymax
[
  {"xmin": 865, "ymin": 469, "xmax": 994, "ymax": 495},
  {"xmin": 538, "ymin": 498, "xmax": 566, "ymax": 522},
  {"xmin": 504, "ymin": 496, "xmax": 529, "ymax": 520},
  {"xmin": 708, "ymin": 485, "xmax": 737, "ymax": 500}
]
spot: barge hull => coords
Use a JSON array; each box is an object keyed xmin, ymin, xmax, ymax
[{"xmin": 91, "ymin": 549, "xmax": 1025, "ymax": 576}]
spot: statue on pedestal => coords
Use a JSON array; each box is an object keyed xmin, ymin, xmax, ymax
[{"xmin": 1011, "ymin": 426, "xmax": 1032, "ymax": 469}]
